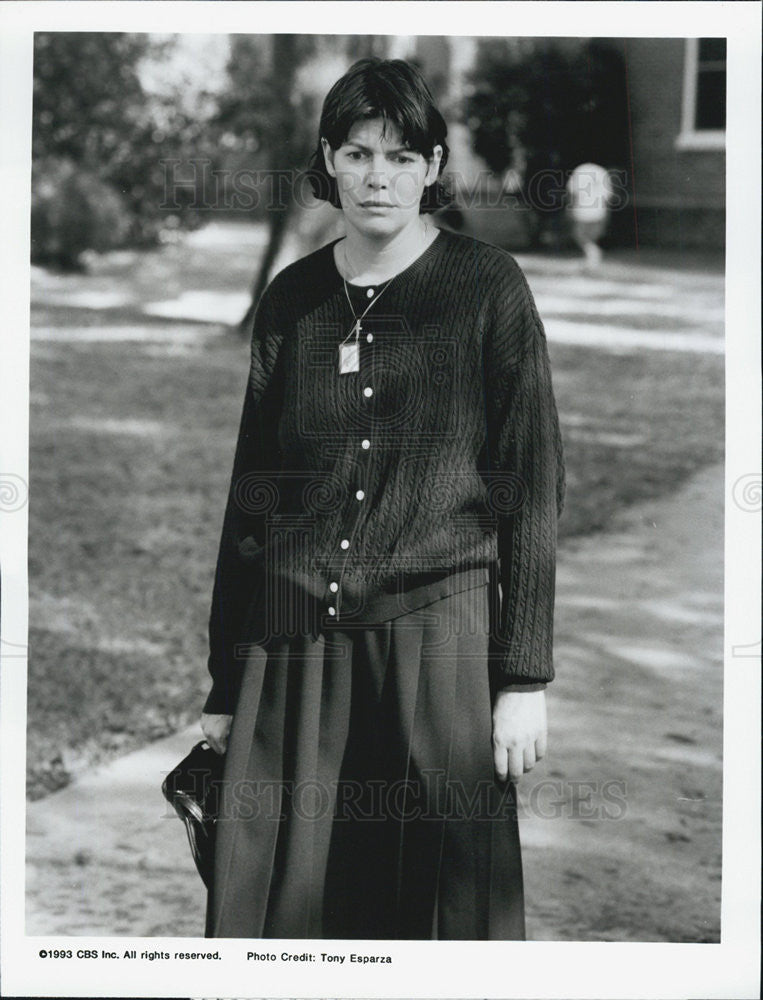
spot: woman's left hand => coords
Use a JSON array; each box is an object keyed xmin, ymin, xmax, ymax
[
  {"xmin": 491, "ymin": 689, "xmax": 547, "ymax": 783},
  {"xmin": 201, "ymin": 712, "xmax": 233, "ymax": 755}
]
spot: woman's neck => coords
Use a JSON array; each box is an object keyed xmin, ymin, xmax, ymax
[{"xmin": 336, "ymin": 218, "xmax": 438, "ymax": 285}]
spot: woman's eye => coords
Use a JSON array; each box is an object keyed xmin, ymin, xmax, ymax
[{"xmin": 346, "ymin": 151, "xmax": 364, "ymax": 160}]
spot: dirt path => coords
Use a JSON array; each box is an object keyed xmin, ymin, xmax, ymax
[
  {"xmin": 25, "ymin": 462, "xmax": 724, "ymax": 941},
  {"xmin": 522, "ymin": 460, "xmax": 723, "ymax": 942}
]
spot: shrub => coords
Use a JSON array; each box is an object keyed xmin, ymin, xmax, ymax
[{"xmin": 31, "ymin": 157, "xmax": 133, "ymax": 270}]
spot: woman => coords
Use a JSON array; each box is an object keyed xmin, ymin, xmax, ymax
[{"xmin": 201, "ymin": 57, "xmax": 565, "ymax": 941}]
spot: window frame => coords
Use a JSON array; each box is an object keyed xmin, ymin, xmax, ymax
[{"xmin": 676, "ymin": 37, "xmax": 726, "ymax": 151}]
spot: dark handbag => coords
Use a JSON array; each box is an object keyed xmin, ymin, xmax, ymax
[{"xmin": 161, "ymin": 740, "xmax": 225, "ymax": 889}]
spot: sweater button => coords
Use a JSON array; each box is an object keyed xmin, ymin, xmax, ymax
[
  {"xmin": 355, "ymin": 490, "xmax": 365, "ymax": 501},
  {"xmin": 328, "ymin": 606, "xmax": 336, "ymax": 616},
  {"xmin": 329, "ymin": 581, "xmax": 339, "ymax": 593},
  {"xmin": 340, "ymin": 539, "xmax": 350, "ymax": 550},
  {"xmin": 363, "ymin": 386, "xmax": 373, "ymax": 398},
  {"xmin": 361, "ymin": 439, "xmax": 370, "ymax": 449},
  {"xmin": 366, "ymin": 333, "xmax": 373, "ymax": 343},
  {"xmin": 367, "ymin": 288, "xmax": 375, "ymax": 298}
]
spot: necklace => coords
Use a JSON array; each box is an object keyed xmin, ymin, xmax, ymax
[
  {"xmin": 338, "ymin": 222, "xmax": 431, "ymax": 374},
  {"xmin": 338, "ymin": 275, "xmax": 392, "ymax": 374}
]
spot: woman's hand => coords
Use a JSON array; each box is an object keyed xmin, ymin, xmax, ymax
[
  {"xmin": 491, "ymin": 690, "xmax": 547, "ymax": 783},
  {"xmin": 201, "ymin": 713, "xmax": 233, "ymax": 755}
]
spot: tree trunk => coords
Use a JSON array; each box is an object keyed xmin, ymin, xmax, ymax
[
  {"xmin": 238, "ymin": 200, "xmax": 294, "ymax": 336},
  {"xmin": 238, "ymin": 33, "xmax": 299, "ymax": 336}
]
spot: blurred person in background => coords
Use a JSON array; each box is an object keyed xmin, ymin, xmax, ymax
[
  {"xmin": 565, "ymin": 161, "xmax": 614, "ymax": 268},
  {"xmin": 201, "ymin": 57, "xmax": 565, "ymax": 940}
]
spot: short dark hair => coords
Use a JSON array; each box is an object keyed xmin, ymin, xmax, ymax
[{"xmin": 307, "ymin": 58, "xmax": 451, "ymax": 214}]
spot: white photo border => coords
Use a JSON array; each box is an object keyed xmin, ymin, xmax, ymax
[{"xmin": 1, "ymin": 2, "xmax": 760, "ymax": 998}]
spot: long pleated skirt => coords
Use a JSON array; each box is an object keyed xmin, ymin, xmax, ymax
[{"xmin": 205, "ymin": 581, "xmax": 525, "ymax": 940}]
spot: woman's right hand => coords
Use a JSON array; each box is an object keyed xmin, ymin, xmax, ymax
[{"xmin": 201, "ymin": 713, "xmax": 233, "ymax": 755}]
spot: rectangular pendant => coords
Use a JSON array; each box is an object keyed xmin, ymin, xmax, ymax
[{"xmin": 339, "ymin": 342, "xmax": 359, "ymax": 374}]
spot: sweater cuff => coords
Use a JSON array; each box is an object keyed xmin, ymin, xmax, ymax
[
  {"xmin": 494, "ymin": 679, "xmax": 548, "ymax": 693},
  {"xmin": 202, "ymin": 677, "xmax": 241, "ymax": 716},
  {"xmin": 487, "ymin": 629, "xmax": 554, "ymax": 690}
]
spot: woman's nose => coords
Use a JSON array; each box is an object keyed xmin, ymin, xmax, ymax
[{"xmin": 365, "ymin": 157, "xmax": 389, "ymax": 187}]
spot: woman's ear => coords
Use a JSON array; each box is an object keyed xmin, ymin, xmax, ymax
[
  {"xmin": 424, "ymin": 144, "xmax": 444, "ymax": 187},
  {"xmin": 321, "ymin": 137, "xmax": 337, "ymax": 178}
]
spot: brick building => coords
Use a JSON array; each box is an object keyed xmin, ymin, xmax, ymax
[{"xmin": 622, "ymin": 37, "xmax": 725, "ymax": 250}]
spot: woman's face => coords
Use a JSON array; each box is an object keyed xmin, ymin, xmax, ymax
[{"xmin": 321, "ymin": 117, "xmax": 443, "ymax": 238}]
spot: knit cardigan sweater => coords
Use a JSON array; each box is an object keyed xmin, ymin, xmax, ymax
[{"xmin": 203, "ymin": 227, "xmax": 566, "ymax": 715}]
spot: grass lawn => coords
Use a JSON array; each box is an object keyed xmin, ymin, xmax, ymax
[
  {"xmin": 25, "ymin": 230, "xmax": 725, "ymax": 797},
  {"xmin": 551, "ymin": 343, "xmax": 723, "ymax": 537}
]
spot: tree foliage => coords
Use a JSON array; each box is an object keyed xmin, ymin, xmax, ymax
[
  {"xmin": 32, "ymin": 33, "xmax": 212, "ymax": 267},
  {"xmin": 30, "ymin": 31, "xmax": 395, "ymax": 280}
]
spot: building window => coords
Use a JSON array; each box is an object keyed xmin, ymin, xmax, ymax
[{"xmin": 677, "ymin": 37, "xmax": 726, "ymax": 150}]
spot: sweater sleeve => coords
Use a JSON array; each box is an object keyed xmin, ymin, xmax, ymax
[
  {"xmin": 482, "ymin": 257, "xmax": 566, "ymax": 690},
  {"xmin": 202, "ymin": 285, "xmax": 285, "ymax": 715}
]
